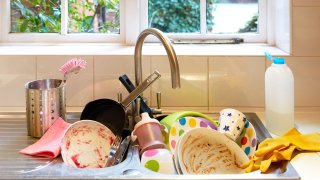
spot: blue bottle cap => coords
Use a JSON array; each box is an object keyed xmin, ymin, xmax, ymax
[
  {"xmin": 273, "ymin": 57, "xmax": 284, "ymax": 64},
  {"xmin": 265, "ymin": 52, "xmax": 284, "ymax": 64}
]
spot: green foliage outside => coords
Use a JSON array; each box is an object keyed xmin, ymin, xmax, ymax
[
  {"xmin": 148, "ymin": 0, "xmax": 216, "ymax": 33},
  {"xmin": 10, "ymin": 0, "xmax": 257, "ymax": 34},
  {"xmin": 10, "ymin": 0, "xmax": 119, "ymax": 33},
  {"xmin": 238, "ymin": 13, "xmax": 258, "ymax": 33},
  {"xmin": 10, "ymin": 0, "xmax": 61, "ymax": 33},
  {"xmin": 68, "ymin": 0, "xmax": 119, "ymax": 33}
]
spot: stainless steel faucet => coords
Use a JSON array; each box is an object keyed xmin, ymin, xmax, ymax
[
  {"xmin": 134, "ymin": 28, "xmax": 181, "ymax": 89},
  {"xmin": 130, "ymin": 28, "xmax": 181, "ymax": 125}
]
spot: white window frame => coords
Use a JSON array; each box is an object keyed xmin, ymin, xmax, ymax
[
  {"xmin": 1, "ymin": 0, "xmax": 125, "ymax": 43},
  {"xmin": 140, "ymin": 0, "xmax": 267, "ymax": 43},
  {"xmin": 1, "ymin": 0, "xmax": 267, "ymax": 44}
]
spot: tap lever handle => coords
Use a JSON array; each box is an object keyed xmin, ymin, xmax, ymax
[
  {"xmin": 117, "ymin": 92, "xmax": 122, "ymax": 103},
  {"xmin": 119, "ymin": 74, "xmax": 154, "ymax": 117},
  {"xmin": 135, "ymin": 97, "xmax": 141, "ymax": 120},
  {"xmin": 156, "ymin": 92, "xmax": 161, "ymax": 109}
]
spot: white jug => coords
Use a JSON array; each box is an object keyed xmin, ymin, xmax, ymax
[{"xmin": 265, "ymin": 52, "xmax": 294, "ymax": 136}]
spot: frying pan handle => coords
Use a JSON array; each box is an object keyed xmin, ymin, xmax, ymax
[
  {"xmin": 121, "ymin": 71, "xmax": 161, "ymax": 108},
  {"xmin": 119, "ymin": 74, "xmax": 153, "ymax": 117}
]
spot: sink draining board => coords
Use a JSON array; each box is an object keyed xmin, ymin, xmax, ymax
[{"xmin": 0, "ymin": 112, "xmax": 300, "ymax": 179}]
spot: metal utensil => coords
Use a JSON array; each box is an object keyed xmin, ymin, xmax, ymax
[
  {"xmin": 113, "ymin": 136, "xmax": 131, "ymax": 165},
  {"xmin": 119, "ymin": 74, "xmax": 153, "ymax": 117},
  {"xmin": 106, "ymin": 135, "xmax": 122, "ymax": 167}
]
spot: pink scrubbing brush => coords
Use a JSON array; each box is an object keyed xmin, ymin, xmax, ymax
[{"xmin": 59, "ymin": 58, "xmax": 87, "ymax": 82}]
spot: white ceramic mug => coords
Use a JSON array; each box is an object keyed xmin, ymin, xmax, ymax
[{"xmin": 218, "ymin": 108, "xmax": 246, "ymax": 141}]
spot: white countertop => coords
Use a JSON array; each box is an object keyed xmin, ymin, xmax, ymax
[{"xmin": 255, "ymin": 112, "xmax": 320, "ymax": 180}]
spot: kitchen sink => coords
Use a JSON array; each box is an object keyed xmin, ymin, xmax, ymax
[{"xmin": 0, "ymin": 112, "xmax": 300, "ymax": 179}]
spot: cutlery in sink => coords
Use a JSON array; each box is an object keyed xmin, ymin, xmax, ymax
[
  {"xmin": 106, "ymin": 136, "xmax": 131, "ymax": 167},
  {"xmin": 106, "ymin": 135, "xmax": 122, "ymax": 167},
  {"xmin": 113, "ymin": 136, "xmax": 131, "ymax": 166}
]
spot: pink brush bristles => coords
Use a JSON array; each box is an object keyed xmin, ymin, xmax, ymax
[{"xmin": 59, "ymin": 58, "xmax": 87, "ymax": 74}]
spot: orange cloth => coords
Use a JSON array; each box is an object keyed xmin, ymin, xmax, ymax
[{"xmin": 242, "ymin": 128, "xmax": 320, "ymax": 173}]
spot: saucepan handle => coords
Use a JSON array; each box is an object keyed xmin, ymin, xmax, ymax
[
  {"xmin": 119, "ymin": 74, "xmax": 153, "ymax": 117},
  {"xmin": 121, "ymin": 70, "xmax": 161, "ymax": 108}
]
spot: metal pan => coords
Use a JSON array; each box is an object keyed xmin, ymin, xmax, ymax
[
  {"xmin": 80, "ymin": 71, "xmax": 161, "ymax": 136},
  {"xmin": 119, "ymin": 74, "xmax": 153, "ymax": 118}
]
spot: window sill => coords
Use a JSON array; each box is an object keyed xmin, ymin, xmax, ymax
[{"xmin": 0, "ymin": 43, "xmax": 289, "ymax": 56}]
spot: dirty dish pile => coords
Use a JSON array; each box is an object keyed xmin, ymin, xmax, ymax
[{"xmin": 138, "ymin": 109, "xmax": 257, "ymax": 175}]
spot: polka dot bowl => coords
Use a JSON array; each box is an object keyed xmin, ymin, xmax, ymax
[
  {"xmin": 235, "ymin": 119, "xmax": 257, "ymax": 158},
  {"xmin": 140, "ymin": 148, "xmax": 176, "ymax": 174},
  {"xmin": 168, "ymin": 116, "xmax": 217, "ymax": 154}
]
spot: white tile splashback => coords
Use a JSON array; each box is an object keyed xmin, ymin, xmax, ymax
[
  {"xmin": 0, "ymin": 56, "xmax": 36, "ymax": 106},
  {"xmin": 292, "ymin": 7, "xmax": 320, "ymax": 56},
  {"xmin": 209, "ymin": 57, "xmax": 265, "ymax": 107},
  {"xmin": 37, "ymin": 55, "xmax": 94, "ymax": 107},
  {"xmin": 293, "ymin": 0, "xmax": 320, "ymax": 6},
  {"xmin": 1, "ymin": 54, "xmax": 320, "ymax": 109},
  {"xmin": 94, "ymin": 55, "xmax": 151, "ymax": 102},
  {"xmin": 285, "ymin": 57, "xmax": 320, "ymax": 107},
  {"xmin": 150, "ymin": 56, "xmax": 208, "ymax": 107}
]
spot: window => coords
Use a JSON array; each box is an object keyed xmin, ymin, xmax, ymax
[
  {"xmin": 9, "ymin": 0, "xmax": 120, "ymax": 34},
  {"xmin": 142, "ymin": 0, "xmax": 267, "ymax": 43},
  {"xmin": 4, "ymin": 0, "xmax": 123, "ymax": 43},
  {"xmin": 1, "ymin": 0, "xmax": 266, "ymax": 44}
]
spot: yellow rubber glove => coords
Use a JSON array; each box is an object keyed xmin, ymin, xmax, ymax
[{"xmin": 242, "ymin": 128, "xmax": 320, "ymax": 173}]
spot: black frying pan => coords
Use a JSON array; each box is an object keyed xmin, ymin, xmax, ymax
[
  {"xmin": 80, "ymin": 71, "xmax": 161, "ymax": 136},
  {"xmin": 119, "ymin": 74, "xmax": 153, "ymax": 118}
]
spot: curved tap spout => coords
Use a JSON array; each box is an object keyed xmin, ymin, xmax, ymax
[{"xmin": 134, "ymin": 28, "xmax": 181, "ymax": 89}]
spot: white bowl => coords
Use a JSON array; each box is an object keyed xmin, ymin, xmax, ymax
[
  {"xmin": 177, "ymin": 128, "xmax": 249, "ymax": 174},
  {"xmin": 61, "ymin": 120, "xmax": 115, "ymax": 168}
]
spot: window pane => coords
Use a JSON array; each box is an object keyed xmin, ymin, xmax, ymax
[
  {"xmin": 68, "ymin": 0, "xmax": 120, "ymax": 33},
  {"xmin": 148, "ymin": 0, "xmax": 200, "ymax": 33},
  {"xmin": 208, "ymin": 0, "xmax": 259, "ymax": 34},
  {"xmin": 10, "ymin": 0, "xmax": 61, "ymax": 33}
]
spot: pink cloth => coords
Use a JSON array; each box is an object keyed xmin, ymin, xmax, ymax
[{"xmin": 20, "ymin": 117, "xmax": 71, "ymax": 158}]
